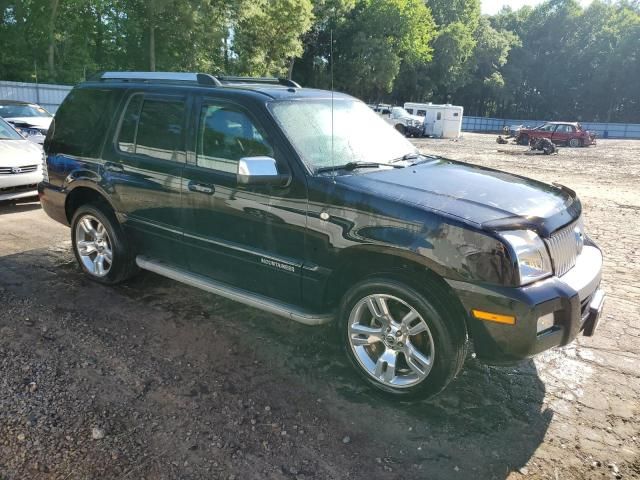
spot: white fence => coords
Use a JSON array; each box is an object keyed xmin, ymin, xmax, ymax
[
  {"xmin": 462, "ymin": 115, "xmax": 640, "ymax": 139},
  {"xmin": 0, "ymin": 80, "xmax": 73, "ymax": 113}
]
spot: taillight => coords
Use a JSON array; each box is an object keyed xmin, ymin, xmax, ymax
[{"xmin": 41, "ymin": 151, "xmax": 49, "ymax": 183}]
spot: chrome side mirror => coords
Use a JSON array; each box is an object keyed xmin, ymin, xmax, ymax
[{"xmin": 237, "ymin": 156, "xmax": 290, "ymax": 187}]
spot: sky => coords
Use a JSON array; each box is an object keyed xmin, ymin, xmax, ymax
[{"xmin": 481, "ymin": 0, "xmax": 594, "ymax": 15}]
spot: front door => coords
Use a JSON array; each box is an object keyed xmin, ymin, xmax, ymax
[
  {"xmin": 181, "ymin": 97, "xmax": 307, "ymax": 304},
  {"xmin": 103, "ymin": 91, "xmax": 187, "ymax": 266}
]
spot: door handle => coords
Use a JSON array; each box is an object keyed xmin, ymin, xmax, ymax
[
  {"xmin": 104, "ymin": 162, "xmax": 124, "ymax": 173},
  {"xmin": 188, "ymin": 181, "xmax": 215, "ymax": 195}
]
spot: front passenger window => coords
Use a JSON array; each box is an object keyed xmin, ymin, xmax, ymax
[{"xmin": 197, "ymin": 104, "xmax": 273, "ymax": 173}]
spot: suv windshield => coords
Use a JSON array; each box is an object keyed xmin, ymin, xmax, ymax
[
  {"xmin": 269, "ymin": 99, "xmax": 416, "ymax": 172},
  {"xmin": 392, "ymin": 106, "xmax": 410, "ymax": 117},
  {"xmin": 0, "ymin": 118, "xmax": 24, "ymax": 140},
  {"xmin": 0, "ymin": 104, "xmax": 52, "ymax": 118}
]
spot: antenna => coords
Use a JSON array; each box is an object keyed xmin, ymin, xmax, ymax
[{"xmin": 330, "ymin": 27, "xmax": 336, "ymax": 183}]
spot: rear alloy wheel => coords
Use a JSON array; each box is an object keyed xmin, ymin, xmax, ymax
[
  {"xmin": 568, "ymin": 137, "xmax": 581, "ymax": 148},
  {"xmin": 71, "ymin": 203, "xmax": 137, "ymax": 284},
  {"xmin": 75, "ymin": 214, "xmax": 113, "ymax": 277},
  {"xmin": 339, "ymin": 278, "xmax": 466, "ymax": 398}
]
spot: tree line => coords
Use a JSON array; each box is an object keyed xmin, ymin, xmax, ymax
[{"xmin": 1, "ymin": 0, "xmax": 639, "ymax": 122}]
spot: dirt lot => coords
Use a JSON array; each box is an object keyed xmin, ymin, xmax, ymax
[{"xmin": 0, "ymin": 133, "xmax": 638, "ymax": 480}]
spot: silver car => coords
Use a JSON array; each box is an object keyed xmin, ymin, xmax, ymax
[
  {"xmin": 0, "ymin": 117, "xmax": 44, "ymax": 201},
  {"xmin": 0, "ymin": 100, "xmax": 53, "ymax": 145}
]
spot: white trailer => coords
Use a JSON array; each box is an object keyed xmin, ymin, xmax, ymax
[{"xmin": 404, "ymin": 102, "xmax": 463, "ymax": 138}]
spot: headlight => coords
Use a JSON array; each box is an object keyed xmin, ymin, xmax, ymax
[{"xmin": 500, "ymin": 230, "xmax": 552, "ymax": 285}]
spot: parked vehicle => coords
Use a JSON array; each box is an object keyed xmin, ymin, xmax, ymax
[
  {"xmin": 0, "ymin": 100, "xmax": 53, "ymax": 144},
  {"xmin": 516, "ymin": 122, "xmax": 596, "ymax": 147},
  {"xmin": 404, "ymin": 103, "xmax": 463, "ymax": 139},
  {"xmin": 373, "ymin": 105, "xmax": 424, "ymax": 137},
  {"xmin": 40, "ymin": 72, "xmax": 605, "ymax": 399},
  {"xmin": 0, "ymin": 117, "xmax": 44, "ymax": 201}
]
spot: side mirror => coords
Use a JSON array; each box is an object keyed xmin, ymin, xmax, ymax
[{"xmin": 237, "ymin": 156, "xmax": 290, "ymax": 187}]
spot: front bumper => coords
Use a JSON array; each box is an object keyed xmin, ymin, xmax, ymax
[
  {"xmin": 447, "ymin": 245, "xmax": 604, "ymax": 364},
  {"xmin": 0, "ymin": 170, "xmax": 43, "ymax": 201}
]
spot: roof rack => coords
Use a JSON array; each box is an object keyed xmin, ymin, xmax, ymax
[
  {"xmin": 95, "ymin": 72, "xmax": 301, "ymax": 89},
  {"xmin": 97, "ymin": 71, "xmax": 221, "ymax": 86},
  {"xmin": 216, "ymin": 76, "xmax": 301, "ymax": 88}
]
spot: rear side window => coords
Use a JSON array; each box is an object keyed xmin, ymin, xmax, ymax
[
  {"xmin": 47, "ymin": 88, "xmax": 123, "ymax": 157},
  {"xmin": 117, "ymin": 95, "xmax": 186, "ymax": 162}
]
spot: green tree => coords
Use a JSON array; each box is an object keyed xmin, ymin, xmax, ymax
[{"xmin": 232, "ymin": 0, "xmax": 314, "ymax": 77}]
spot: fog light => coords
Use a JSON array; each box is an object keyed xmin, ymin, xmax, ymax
[{"xmin": 536, "ymin": 313, "xmax": 555, "ymax": 334}]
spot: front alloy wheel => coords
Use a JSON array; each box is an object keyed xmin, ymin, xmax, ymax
[
  {"xmin": 339, "ymin": 278, "xmax": 467, "ymax": 398},
  {"xmin": 348, "ymin": 294, "xmax": 435, "ymax": 388}
]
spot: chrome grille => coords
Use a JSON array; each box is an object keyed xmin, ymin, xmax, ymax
[
  {"xmin": 546, "ymin": 218, "xmax": 583, "ymax": 277},
  {"xmin": 0, "ymin": 164, "xmax": 39, "ymax": 175}
]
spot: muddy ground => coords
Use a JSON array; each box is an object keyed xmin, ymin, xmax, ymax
[{"xmin": 0, "ymin": 133, "xmax": 638, "ymax": 480}]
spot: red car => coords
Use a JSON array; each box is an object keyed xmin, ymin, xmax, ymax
[{"xmin": 516, "ymin": 122, "xmax": 596, "ymax": 147}]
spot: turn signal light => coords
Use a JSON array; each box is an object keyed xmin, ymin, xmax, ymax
[{"xmin": 472, "ymin": 309, "xmax": 516, "ymax": 325}]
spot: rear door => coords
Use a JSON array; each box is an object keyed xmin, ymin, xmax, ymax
[
  {"xmin": 181, "ymin": 96, "xmax": 306, "ymax": 304},
  {"xmin": 551, "ymin": 124, "xmax": 571, "ymax": 144},
  {"xmin": 102, "ymin": 91, "xmax": 188, "ymax": 266}
]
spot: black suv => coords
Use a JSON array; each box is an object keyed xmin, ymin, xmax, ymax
[{"xmin": 39, "ymin": 72, "xmax": 605, "ymax": 398}]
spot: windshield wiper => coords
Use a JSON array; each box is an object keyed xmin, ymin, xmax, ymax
[
  {"xmin": 391, "ymin": 152, "xmax": 421, "ymax": 163},
  {"xmin": 315, "ymin": 161, "xmax": 403, "ymax": 174}
]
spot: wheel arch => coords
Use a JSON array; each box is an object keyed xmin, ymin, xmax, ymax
[
  {"xmin": 324, "ymin": 247, "xmax": 469, "ymax": 338},
  {"xmin": 65, "ymin": 183, "xmax": 117, "ymax": 224}
]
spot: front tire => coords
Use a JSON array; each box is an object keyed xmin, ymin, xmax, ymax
[
  {"xmin": 71, "ymin": 203, "xmax": 137, "ymax": 285},
  {"xmin": 394, "ymin": 124, "xmax": 406, "ymax": 136},
  {"xmin": 338, "ymin": 277, "xmax": 467, "ymax": 399}
]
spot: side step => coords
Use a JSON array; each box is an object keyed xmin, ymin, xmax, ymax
[{"xmin": 136, "ymin": 256, "xmax": 334, "ymax": 326}]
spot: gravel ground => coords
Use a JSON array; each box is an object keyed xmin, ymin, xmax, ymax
[{"xmin": 0, "ymin": 133, "xmax": 638, "ymax": 480}]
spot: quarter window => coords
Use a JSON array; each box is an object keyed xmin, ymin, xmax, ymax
[
  {"xmin": 117, "ymin": 95, "xmax": 186, "ymax": 162},
  {"xmin": 197, "ymin": 104, "xmax": 273, "ymax": 173}
]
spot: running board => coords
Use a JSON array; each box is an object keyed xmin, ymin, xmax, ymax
[{"xmin": 135, "ymin": 256, "xmax": 334, "ymax": 326}]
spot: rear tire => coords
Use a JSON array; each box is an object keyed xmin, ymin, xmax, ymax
[
  {"xmin": 338, "ymin": 277, "xmax": 467, "ymax": 399},
  {"xmin": 71, "ymin": 203, "xmax": 137, "ymax": 285},
  {"xmin": 568, "ymin": 137, "xmax": 581, "ymax": 148}
]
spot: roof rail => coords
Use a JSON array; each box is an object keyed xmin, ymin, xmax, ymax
[
  {"xmin": 97, "ymin": 71, "xmax": 222, "ymax": 86},
  {"xmin": 94, "ymin": 72, "xmax": 302, "ymax": 89},
  {"xmin": 216, "ymin": 76, "xmax": 301, "ymax": 88}
]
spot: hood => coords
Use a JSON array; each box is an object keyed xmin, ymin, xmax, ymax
[
  {"xmin": 0, "ymin": 139, "xmax": 43, "ymax": 167},
  {"xmin": 337, "ymin": 158, "xmax": 580, "ymax": 236},
  {"xmin": 4, "ymin": 116, "xmax": 52, "ymax": 130}
]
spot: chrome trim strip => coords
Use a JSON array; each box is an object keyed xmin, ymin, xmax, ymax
[
  {"xmin": 182, "ymin": 231, "xmax": 303, "ymax": 269},
  {"xmin": 136, "ymin": 256, "xmax": 334, "ymax": 326}
]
